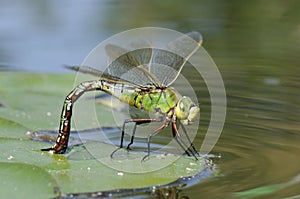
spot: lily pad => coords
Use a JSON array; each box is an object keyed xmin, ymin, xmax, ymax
[
  {"xmin": 0, "ymin": 72, "xmax": 211, "ymax": 197},
  {"xmin": 0, "ymin": 162, "xmax": 60, "ymax": 199},
  {"xmin": 0, "ymin": 117, "xmax": 30, "ymax": 139},
  {"xmin": 1, "ymin": 137, "xmax": 207, "ymax": 194},
  {"xmin": 0, "ymin": 72, "xmax": 75, "ymax": 130}
]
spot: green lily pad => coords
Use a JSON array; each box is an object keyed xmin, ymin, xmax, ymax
[
  {"xmin": 0, "ymin": 72, "xmax": 210, "ymax": 197},
  {"xmin": 1, "ymin": 137, "xmax": 206, "ymax": 194},
  {"xmin": 0, "ymin": 117, "xmax": 30, "ymax": 139},
  {"xmin": 0, "ymin": 72, "xmax": 123, "ymax": 130},
  {"xmin": 0, "ymin": 72, "xmax": 74, "ymax": 130},
  {"xmin": 0, "ymin": 162, "xmax": 60, "ymax": 199}
]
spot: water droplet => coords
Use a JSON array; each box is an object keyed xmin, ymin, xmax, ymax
[
  {"xmin": 8, "ymin": 155, "xmax": 14, "ymax": 160},
  {"xmin": 117, "ymin": 172, "xmax": 124, "ymax": 176}
]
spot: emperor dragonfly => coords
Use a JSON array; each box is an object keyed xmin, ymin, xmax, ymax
[{"xmin": 42, "ymin": 32, "xmax": 202, "ymax": 160}]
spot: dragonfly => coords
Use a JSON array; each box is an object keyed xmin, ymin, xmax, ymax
[{"xmin": 42, "ymin": 32, "xmax": 202, "ymax": 160}]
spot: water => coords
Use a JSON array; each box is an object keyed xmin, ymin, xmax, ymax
[
  {"xmin": 1, "ymin": 1, "xmax": 300, "ymax": 198},
  {"xmin": 194, "ymin": 69, "xmax": 300, "ymax": 198}
]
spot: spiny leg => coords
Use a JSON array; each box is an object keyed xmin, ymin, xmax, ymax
[
  {"xmin": 119, "ymin": 118, "xmax": 129, "ymax": 149},
  {"xmin": 110, "ymin": 118, "xmax": 136, "ymax": 158},
  {"xmin": 142, "ymin": 119, "xmax": 171, "ymax": 161},
  {"xmin": 126, "ymin": 122, "xmax": 137, "ymax": 149},
  {"xmin": 171, "ymin": 124, "xmax": 191, "ymax": 157},
  {"xmin": 172, "ymin": 121, "xmax": 198, "ymax": 160},
  {"xmin": 110, "ymin": 118, "xmax": 162, "ymax": 159},
  {"xmin": 42, "ymin": 80, "xmax": 102, "ymax": 153},
  {"xmin": 126, "ymin": 118, "xmax": 163, "ymax": 149},
  {"xmin": 178, "ymin": 120, "xmax": 199, "ymax": 156}
]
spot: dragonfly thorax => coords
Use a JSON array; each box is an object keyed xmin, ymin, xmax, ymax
[{"xmin": 175, "ymin": 96, "xmax": 200, "ymax": 125}]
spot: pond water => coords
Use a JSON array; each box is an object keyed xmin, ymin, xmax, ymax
[{"xmin": 1, "ymin": 1, "xmax": 300, "ymax": 198}]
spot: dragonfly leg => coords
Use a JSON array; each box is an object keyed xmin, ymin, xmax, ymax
[
  {"xmin": 172, "ymin": 126, "xmax": 191, "ymax": 157},
  {"xmin": 42, "ymin": 80, "xmax": 102, "ymax": 154},
  {"xmin": 178, "ymin": 120, "xmax": 199, "ymax": 156},
  {"xmin": 110, "ymin": 119, "xmax": 138, "ymax": 159},
  {"xmin": 111, "ymin": 118, "xmax": 161, "ymax": 159},
  {"xmin": 119, "ymin": 119, "xmax": 128, "ymax": 149},
  {"xmin": 126, "ymin": 122, "xmax": 137, "ymax": 150},
  {"xmin": 119, "ymin": 118, "xmax": 144, "ymax": 149},
  {"xmin": 172, "ymin": 121, "xmax": 198, "ymax": 160},
  {"xmin": 142, "ymin": 120, "xmax": 170, "ymax": 162},
  {"xmin": 125, "ymin": 118, "xmax": 161, "ymax": 149}
]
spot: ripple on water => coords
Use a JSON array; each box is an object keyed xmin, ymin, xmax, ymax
[{"xmin": 200, "ymin": 86, "xmax": 300, "ymax": 197}]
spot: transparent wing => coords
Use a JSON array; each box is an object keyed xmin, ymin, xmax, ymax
[
  {"xmin": 151, "ymin": 31, "xmax": 203, "ymax": 87},
  {"xmin": 76, "ymin": 32, "xmax": 202, "ymax": 88},
  {"xmin": 149, "ymin": 50, "xmax": 184, "ymax": 87},
  {"xmin": 65, "ymin": 65, "xmax": 103, "ymax": 77},
  {"xmin": 104, "ymin": 44, "xmax": 162, "ymax": 87},
  {"xmin": 65, "ymin": 65, "xmax": 146, "ymax": 88},
  {"xmin": 105, "ymin": 38, "xmax": 152, "ymax": 61}
]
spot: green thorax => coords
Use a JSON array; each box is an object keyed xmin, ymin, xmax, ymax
[{"xmin": 100, "ymin": 81, "xmax": 180, "ymax": 115}]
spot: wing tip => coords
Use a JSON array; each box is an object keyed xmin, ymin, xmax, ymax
[{"xmin": 187, "ymin": 31, "xmax": 203, "ymax": 46}]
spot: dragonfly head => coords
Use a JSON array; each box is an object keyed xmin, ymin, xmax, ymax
[{"xmin": 175, "ymin": 96, "xmax": 200, "ymax": 125}]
